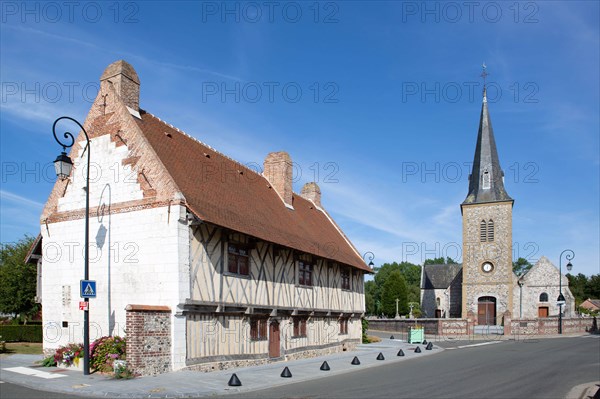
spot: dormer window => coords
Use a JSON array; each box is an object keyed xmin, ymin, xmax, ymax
[{"xmin": 482, "ymin": 168, "xmax": 491, "ymax": 189}]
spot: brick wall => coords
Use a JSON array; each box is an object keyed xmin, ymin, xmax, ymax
[
  {"xmin": 126, "ymin": 305, "xmax": 171, "ymax": 376},
  {"xmin": 511, "ymin": 317, "xmax": 594, "ymax": 336}
]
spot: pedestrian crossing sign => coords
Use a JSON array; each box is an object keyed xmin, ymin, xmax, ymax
[{"xmin": 80, "ymin": 280, "xmax": 97, "ymax": 298}]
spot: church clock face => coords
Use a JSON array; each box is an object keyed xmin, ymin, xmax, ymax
[{"xmin": 482, "ymin": 262, "xmax": 494, "ymax": 273}]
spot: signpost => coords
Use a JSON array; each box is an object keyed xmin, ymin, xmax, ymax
[{"xmin": 80, "ymin": 280, "xmax": 96, "ymax": 298}]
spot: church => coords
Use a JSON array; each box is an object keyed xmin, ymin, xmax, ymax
[{"xmin": 421, "ymin": 84, "xmax": 575, "ymax": 326}]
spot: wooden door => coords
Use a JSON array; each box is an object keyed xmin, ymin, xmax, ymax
[
  {"xmin": 538, "ymin": 307, "xmax": 549, "ymax": 318},
  {"xmin": 269, "ymin": 321, "xmax": 280, "ymax": 358},
  {"xmin": 435, "ymin": 309, "xmax": 442, "ymax": 318},
  {"xmin": 477, "ymin": 297, "xmax": 496, "ymax": 325}
]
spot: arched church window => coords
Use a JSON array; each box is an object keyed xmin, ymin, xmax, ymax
[
  {"xmin": 487, "ymin": 219, "xmax": 494, "ymax": 242},
  {"xmin": 539, "ymin": 293, "xmax": 548, "ymax": 302},
  {"xmin": 436, "ymin": 297, "xmax": 441, "ymax": 307},
  {"xmin": 482, "ymin": 168, "xmax": 491, "ymax": 189},
  {"xmin": 480, "ymin": 220, "xmax": 487, "ymax": 242}
]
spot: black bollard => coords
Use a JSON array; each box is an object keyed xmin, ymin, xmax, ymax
[
  {"xmin": 280, "ymin": 366, "xmax": 292, "ymax": 378},
  {"xmin": 228, "ymin": 373, "xmax": 242, "ymax": 386},
  {"xmin": 397, "ymin": 349, "xmax": 405, "ymax": 356},
  {"xmin": 320, "ymin": 361, "xmax": 331, "ymax": 371},
  {"xmin": 414, "ymin": 346, "xmax": 421, "ymax": 353},
  {"xmin": 423, "ymin": 340, "xmax": 427, "ymax": 345},
  {"xmin": 390, "ymin": 335, "xmax": 395, "ymax": 339},
  {"xmin": 376, "ymin": 352, "xmax": 385, "ymax": 360},
  {"xmin": 351, "ymin": 356, "xmax": 361, "ymax": 365},
  {"xmin": 426, "ymin": 342, "xmax": 433, "ymax": 350}
]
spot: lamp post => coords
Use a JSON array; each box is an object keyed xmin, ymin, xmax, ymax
[
  {"xmin": 363, "ymin": 252, "xmax": 375, "ymax": 269},
  {"xmin": 557, "ymin": 249, "xmax": 574, "ymax": 335},
  {"xmin": 52, "ymin": 116, "xmax": 91, "ymax": 375}
]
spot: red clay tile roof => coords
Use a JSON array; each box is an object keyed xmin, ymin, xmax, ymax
[{"xmin": 135, "ymin": 111, "xmax": 371, "ymax": 273}]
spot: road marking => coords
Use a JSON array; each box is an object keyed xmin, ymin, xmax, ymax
[
  {"xmin": 446, "ymin": 341, "xmax": 503, "ymax": 350},
  {"xmin": 3, "ymin": 367, "xmax": 67, "ymax": 379}
]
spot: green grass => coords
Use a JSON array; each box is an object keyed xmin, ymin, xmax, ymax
[{"xmin": 0, "ymin": 342, "xmax": 43, "ymax": 355}]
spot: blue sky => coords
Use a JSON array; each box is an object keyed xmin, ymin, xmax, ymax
[{"xmin": 1, "ymin": 1, "xmax": 598, "ymax": 276}]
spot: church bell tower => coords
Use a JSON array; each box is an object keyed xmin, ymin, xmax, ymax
[{"xmin": 461, "ymin": 70, "xmax": 514, "ymax": 325}]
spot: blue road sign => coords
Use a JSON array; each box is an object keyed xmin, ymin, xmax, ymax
[{"xmin": 80, "ymin": 280, "xmax": 97, "ymax": 298}]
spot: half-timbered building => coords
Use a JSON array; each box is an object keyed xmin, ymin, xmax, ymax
[{"xmin": 39, "ymin": 60, "xmax": 371, "ymax": 374}]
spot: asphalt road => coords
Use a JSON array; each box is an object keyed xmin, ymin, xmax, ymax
[
  {"xmin": 2, "ymin": 336, "xmax": 598, "ymax": 399},
  {"xmin": 228, "ymin": 336, "xmax": 600, "ymax": 399}
]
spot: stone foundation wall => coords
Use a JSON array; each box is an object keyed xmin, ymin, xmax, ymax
[
  {"xmin": 125, "ymin": 305, "xmax": 171, "ymax": 376},
  {"xmin": 185, "ymin": 340, "xmax": 358, "ymax": 373}
]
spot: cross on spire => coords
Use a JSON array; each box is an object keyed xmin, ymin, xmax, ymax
[{"xmin": 481, "ymin": 62, "xmax": 489, "ymax": 87}]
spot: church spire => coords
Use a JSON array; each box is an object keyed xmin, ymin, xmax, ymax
[{"xmin": 462, "ymin": 65, "xmax": 512, "ymax": 205}]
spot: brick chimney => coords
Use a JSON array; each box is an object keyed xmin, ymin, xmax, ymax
[
  {"xmin": 100, "ymin": 60, "xmax": 140, "ymax": 110},
  {"xmin": 264, "ymin": 151, "xmax": 293, "ymax": 207},
  {"xmin": 301, "ymin": 182, "xmax": 321, "ymax": 207}
]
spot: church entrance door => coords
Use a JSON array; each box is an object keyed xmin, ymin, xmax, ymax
[
  {"xmin": 477, "ymin": 296, "xmax": 496, "ymax": 325},
  {"xmin": 538, "ymin": 307, "xmax": 549, "ymax": 318}
]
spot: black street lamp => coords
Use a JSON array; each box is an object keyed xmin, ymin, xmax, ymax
[
  {"xmin": 52, "ymin": 116, "xmax": 91, "ymax": 375},
  {"xmin": 557, "ymin": 249, "xmax": 574, "ymax": 335},
  {"xmin": 363, "ymin": 252, "xmax": 375, "ymax": 268}
]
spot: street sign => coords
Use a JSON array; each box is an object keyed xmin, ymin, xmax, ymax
[
  {"xmin": 80, "ymin": 280, "xmax": 96, "ymax": 298},
  {"xmin": 79, "ymin": 301, "xmax": 89, "ymax": 311},
  {"xmin": 556, "ymin": 300, "xmax": 565, "ymax": 306}
]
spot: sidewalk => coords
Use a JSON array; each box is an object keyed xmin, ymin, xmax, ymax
[{"xmin": 0, "ymin": 338, "xmax": 439, "ymax": 398}]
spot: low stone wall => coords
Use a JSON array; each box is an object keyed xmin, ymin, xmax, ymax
[
  {"xmin": 368, "ymin": 319, "xmax": 441, "ymax": 335},
  {"xmin": 125, "ymin": 304, "xmax": 171, "ymax": 376},
  {"xmin": 369, "ymin": 317, "xmax": 594, "ymax": 338},
  {"xmin": 185, "ymin": 339, "xmax": 358, "ymax": 373},
  {"xmin": 511, "ymin": 317, "xmax": 594, "ymax": 336}
]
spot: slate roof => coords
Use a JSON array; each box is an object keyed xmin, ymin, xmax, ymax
[
  {"xmin": 135, "ymin": 111, "xmax": 371, "ymax": 273},
  {"xmin": 463, "ymin": 87, "xmax": 513, "ymax": 205},
  {"xmin": 421, "ymin": 263, "xmax": 463, "ymax": 289}
]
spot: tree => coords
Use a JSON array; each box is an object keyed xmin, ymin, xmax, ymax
[
  {"xmin": 364, "ymin": 280, "xmax": 376, "ymax": 315},
  {"xmin": 0, "ymin": 236, "xmax": 38, "ymax": 322},
  {"xmin": 371, "ymin": 261, "xmax": 421, "ymax": 316},
  {"xmin": 381, "ymin": 271, "xmax": 408, "ymax": 317},
  {"xmin": 513, "ymin": 257, "xmax": 533, "ymax": 276}
]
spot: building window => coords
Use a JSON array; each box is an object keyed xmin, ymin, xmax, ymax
[
  {"xmin": 298, "ymin": 261, "xmax": 313, "ymax": 286},
  {"xmin": 228, "ymin": 243, "xmax": 249, "ymax": 276},
  {"xmin": 250, "ymin": 318, "xmax": 267, "ymax": 340},
  {"xmin": 341, "ymin": 267, "xmax": 351, "ymax": 290},
  {"xmin": 539, "ymin": 292, "xmax": 548, "ymax": 302},
  {"xmin": 339, "ymin": 318, "xmax": 349, "ymax": 335},
  {"xmin": 480, "ymin": 220, "xmax": 487, "ymax": 242},
  {"xmin": 293, "ymin": 317, "xmax": 307, "ymax": 337},
  {"xmin": 487, "ymin": 219, "xmax": 494, "ymax": 242}
]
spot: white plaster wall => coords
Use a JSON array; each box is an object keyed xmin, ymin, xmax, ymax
[
  {"xmin": 57, "ymin": 135, "xmax": 143, "ymax": 212},
  {"xmin": 41, "ymin": 204, "xmax": 189, "ymax": 353}
]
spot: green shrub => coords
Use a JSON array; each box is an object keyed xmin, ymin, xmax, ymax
[
  {"xmin": 361, "ymin": 318, "xmax": 369, "ymax": 344},
  {"xmin": 41, "ymin": 355, "xmax": 57, "ymax": 367},
  {"xmin": 0, "ymin": 325, "xmax": 42, "ymax": 342},
  {"xmin": 90, "ymin": 336, "xmax": 126, "ymax": 373}
]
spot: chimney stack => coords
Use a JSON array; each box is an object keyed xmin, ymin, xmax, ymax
[
  {"xmin": 264, "ymin": 151, "xmax": 293, "ymax": 207},
  {"xmin": 301, "ymin": 182, "xmax": 321, "ymax": 207},
  {"xmin": 100, "ymin": 60, "xmax": 140, "ymax": 110}
]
